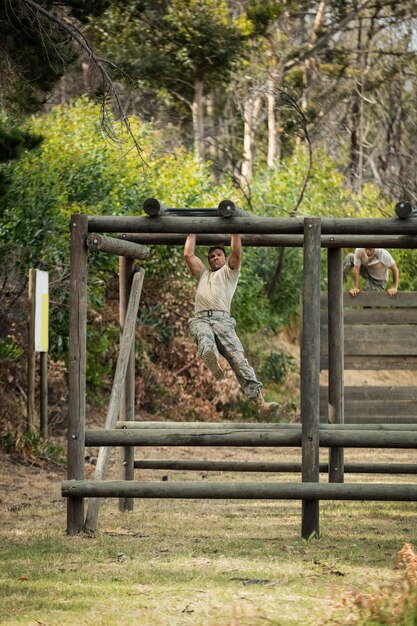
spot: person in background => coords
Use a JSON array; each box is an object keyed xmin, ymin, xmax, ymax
[
  {"xmin": 343, "ymin": 247, "xmax": 399, "ymax": 297},
  {"xmin": 184, "ymin": 233, "xmax": 279, "ymax": 418}
]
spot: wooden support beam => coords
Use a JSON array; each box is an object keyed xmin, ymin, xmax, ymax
[
  {"xmin": 327, "ymin": 248, "xmax": 344, "ymax": 483},
  {"xmin": 67, "ymin": 214, "xmax": 88, "ymax": 535},
  {"xmin": 84, "ymin": 268, "xmax": 145, "ymax": 532},
  {"xmin": 132, "ymin": 459, "xmax": 417, "ymax": 474},
  {"xmin": 119, "ymin": 233, "xmax": 417, "ymax": 248},
  {"xmin": 116, "ymin": 421, "xmax": 417, "ymax": 431},
  {"xmin": 118, "ymin": 257, "xmax": 136, "ymax": 513},
  {"xmin": 62, "ymin": 480, "xmax": 417, "ymax": 501},
  {"xmin": 86, "ymin": 234, "xmax": 149, "ymax": 260},
  {"xmin": 85, "ymin": 427, "xmax": 417, "ymax": 447},
  {"xmin": 87, "ymin": 215, "xmax": 417, "ymax": 236},
  {"xmin": 301, "ymin": 217, "xmax": 321, "ymax": 539},
  {"xmin": 27, "ymin": 268, "xmax": 36, "ymax": 432}
]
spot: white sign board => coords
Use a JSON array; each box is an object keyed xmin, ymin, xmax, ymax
[{"xmin": 34, "ymin": 270, "xmax": 49, "ymax": 352}]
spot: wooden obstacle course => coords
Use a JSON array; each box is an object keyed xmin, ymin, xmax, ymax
[{"xmin": 65, "ymin": 205, "xmax": 417, "ymax": 538}]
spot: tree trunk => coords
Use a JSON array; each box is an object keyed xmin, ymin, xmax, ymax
[
  {"xmin": 240, "ymin": 94, "xmax": 262, "ymax": 190},
  {"xmin": 266, "ymin": 78, "xmax": 277, "ymax": 167},
  {"xmin": 206, "ymin": 90, "xmax": 220, "ymax": 181},
  {"xmin": 192, "ymin": 79, "xmax": 204, "ymax": 160},
  {"xmin": 302, "ymin": 0, "xmax": 327, "ymax": 112}
]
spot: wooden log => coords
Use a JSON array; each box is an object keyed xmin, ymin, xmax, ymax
[
  {"xmin": 321, "ymin": 326, "xmax": 417, "ymax": 356},
  {"xmin": 301, "ymin": 217, "xmax": 321, "ymax": 539},
  {"xmin": 86, "ymin": 234, "xmax": 149, "ymax": 260},
  {"xmin": 321, "ymin": 386, "xmax": 417, "ymax": 401},
  {"xmin": 84, "ymin": 428, "xmax": 417, "ymax": 448},
  {"xmin": 217, "ymin": 200, "xmax": 247, "ymax": 217},
  {"xmin": 62, "ymin": 480, "xmax": 417, "ymax": 501},
  {"xmin": 117, "ymin": 420, "xmax": 417, "ymax": 431},
  {"xmin": 321, "ymin": 415, "xmax": 417, "ymax": 424},
  {"xmin": 321, "ymin": 291, "xmax": 417, "ymax": 307},
  {"xmin": 67, "ymin": 214, "xmax": 89, "ymax": 535},
  {"xmin": 27, "ymin": 268, "xmax": 36, "ymax": 432},
  {"xmin": 118, "ymin": 257, "xmax": 136, "ymax": 513},
  {"xmin": 322, "ymin": 309, "xmax": 417, "ymax": 325},
  {"xmin": 120, "ymin": 233, "xmax": 417, "ymax": 248},
  {"xmin": 337, "ymin": 400, "xmax": 417, "ymax": 418},
  {"xmin": 84, "ymin": 268, "xmax": 145, "ymax": 532},
  {"xmin": 132, "ymin": 459, "xmax": 417, "ymax": 474},
  {"xmin": 87, "ymin": 215, "xmax": 417, "ymax": 236},
  {"xmin": 327, "ymin": 247, "xmax": 344, "ymax": 483},
  {"xmin": 143, "ymin": 198, "xmax": 168, "ymax": 216},
  {"xmin": 85, "ymin": 428, "xmax": 302, "ymax": 447},
  {"xmin": 321, "ymin": 355, "xmax": 417, "ymax": 370},
  {"xmin": 40, "ymin": 351, "xmax": 48, "ymax": 439}
]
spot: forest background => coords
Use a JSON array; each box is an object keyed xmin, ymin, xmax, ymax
[{"xmin": 1, "ymin": 0, "xmax": 417, "ymax": 447}]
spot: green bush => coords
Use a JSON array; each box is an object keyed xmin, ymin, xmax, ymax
[{"xmin": 259, "ymin": 350, "xmax": 295, "ymax": 385}]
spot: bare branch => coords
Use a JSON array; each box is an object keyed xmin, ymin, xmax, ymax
[{"xmin": 20, "ymin": 0, "xmax": 148, "ymax": 162}]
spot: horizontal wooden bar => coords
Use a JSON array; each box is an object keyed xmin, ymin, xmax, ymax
[
  {"xmin": 119, "ymin": 233, "xmax": 417, "ymax": 249},
  {"xmin": 321, "ymin": 310, "xmax": 417, "ymax": 325},
  {"xmin": 85, "ymin": 428, "xmax": 417, "ymax": 448},
  {"xmin": 321, "ymin": 356, "xmax": 417, "ymax": 370},
  {"xmin": 321, "ymin": 292, "xmax": 417, "ymax": 307},
  {"xmin": 321, "ymin": 327, "xmax": 417, "ymax": 356},
  {"xmin": 132, "ymin": 459, "xmax": 417, "ymax": 474},
  {"xmin": 320, "ymin": 417, "xmax": 417, "ymax": 424},
  {"xmin": 86, "ymin": 234, "xmax": 149, "ymax": 260},
  {"xmin": 320, "ymin": 386, "xmax": 417, "ymax": 401},
  {"xmin": 61, "ymin": 480, "xmax": 417, "ymax": 501},
  {"xmin": 117, "ymin": 421, "xmax": 417, "ymax": 431},
  {"xmin": 86, "ymin": 215, "xmax": 417, "ymax": 236},
  {"xmin": 323, "ymin": 400, "xmax": 417, "ymax": 417}
]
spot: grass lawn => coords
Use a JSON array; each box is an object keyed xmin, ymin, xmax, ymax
[{"xmin": 0, "ymin": 446, "xmax": 416, "ymax": 625}]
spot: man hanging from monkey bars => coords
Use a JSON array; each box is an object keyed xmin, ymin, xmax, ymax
[{"xmin": 184, "ymin": 233, "xmax": 279, "ymax": 418}]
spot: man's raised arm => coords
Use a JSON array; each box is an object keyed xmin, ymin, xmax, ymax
[
  {"xmin": 228, "ymin": 234, "xmax": 242, "ymax": 270},
  {"xmin": 184, "ymin": 234, "xmax": 205, "ymax": 277}
]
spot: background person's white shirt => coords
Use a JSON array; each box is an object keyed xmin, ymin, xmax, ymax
[{"xmin": 353, "ymin": 248, "xmax": 395, "ymax": 282}]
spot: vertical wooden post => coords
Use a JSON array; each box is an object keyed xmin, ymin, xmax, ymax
[
  {"xmin": 40, "ymin": 351, "xmax": 48, "ymax": 439},
  {"xmin": 327, "ymin": 248, "xmax": 344, "ymax": 482},
  {"xmin": 67, "ymin": 214, "xmax": 88, "ymax": 535},
  {"xmin": 301, "ymin": 217, "xmax": 321, "ymax": 539},
  {"xmin": 118, "ymin": 256, "xmax": 136, "ymax": 512},
  {"xmin": 27, "ymin": 268, "xmax": 36, "ymax": 432}
]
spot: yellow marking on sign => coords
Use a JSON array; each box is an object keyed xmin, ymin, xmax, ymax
[{"xmin": 41, "ymin": 293, "xmax": 49, "ymax": 351}]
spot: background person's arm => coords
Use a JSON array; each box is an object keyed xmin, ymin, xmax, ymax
[
  {"xmin": 387, "ymin": 263, "xmax": 399, "ymax": 297},
  {"xmin": 349, "ymin": 265, "xmax": 360, "ymax": 297}
]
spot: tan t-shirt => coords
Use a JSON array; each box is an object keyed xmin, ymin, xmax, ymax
[
  {"xmin": 353, "ymin": 248, "xmax": 395, "ymax": 281},
  {"xmin": 194, "ymin": 265, "xmax": 240, "ymax": 314}
]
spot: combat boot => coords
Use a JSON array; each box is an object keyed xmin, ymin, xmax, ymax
[
  {"xmin": 202, "ymin": 349, "xmax": 224, "ymax": 380},
  {"xmin": 253, "ymin": 393, "xmax": 279, "ymax": 418}
]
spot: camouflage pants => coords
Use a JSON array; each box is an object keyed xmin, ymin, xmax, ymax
[
  {"xmin": 188, "ymin": 313, "xmax": 262, "ymax": 398},
  {"xmin": 343, "ymin": 253, "xmax": 387, "ymax": 291}
]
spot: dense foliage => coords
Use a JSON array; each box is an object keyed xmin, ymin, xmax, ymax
[
  {"xmin": 1, "ymin": 1, "xmax": 417, "ymax": 427},
  {"xmin": 1, "ymin": 98, "xmax": 411, "ymax": 424}
]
